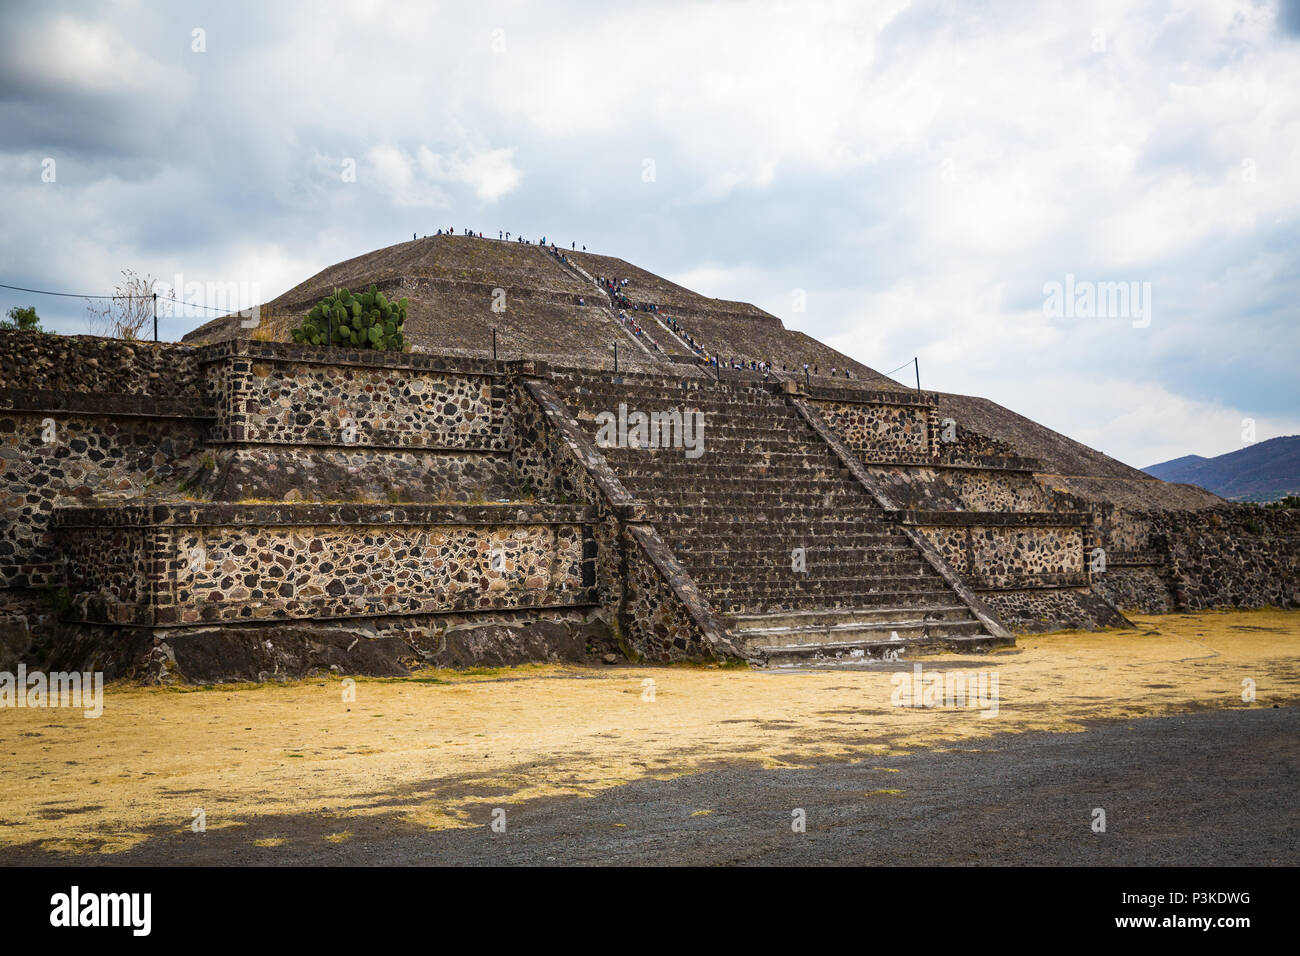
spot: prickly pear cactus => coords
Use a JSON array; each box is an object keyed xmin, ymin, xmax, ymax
[{"xmin": 290, "ymin": 285, "xmax": 408, "ymax": 351}]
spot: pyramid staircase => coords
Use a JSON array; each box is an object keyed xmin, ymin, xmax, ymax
[
  {"xmin": 545, "ymin": 249, "xmax": 671, "ymax": 362},
  {"xmin": 552, "ymin": 370, "xmax": 1012, "ymax": 666}
]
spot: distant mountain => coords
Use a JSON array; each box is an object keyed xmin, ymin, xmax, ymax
[{"xmin": 1145, "ymin": 436, "xmax": 1300, "ymax": 502}]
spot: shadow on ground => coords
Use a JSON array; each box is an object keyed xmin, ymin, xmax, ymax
[{"xmin": 3, "ymin": 706, "xmax": 1295, "ymax": 866}]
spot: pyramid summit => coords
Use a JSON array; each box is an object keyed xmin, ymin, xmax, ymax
[
  {"xmin": 1, "ymin": 234, "xmax": 1294, "ymax": 680},
  {"xmin": 186, "ymin": 233, "xmax": 897, "ymax": 385}
]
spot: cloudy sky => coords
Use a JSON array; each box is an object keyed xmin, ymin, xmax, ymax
[{"xmin": 2, "ymin": 0, "xmax": 1297, "ymax": 468}]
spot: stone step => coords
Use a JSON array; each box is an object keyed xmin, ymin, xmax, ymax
[
  {"xmin": 567, "ymin": 388, "xmax": 787, "ymax": 403},
  {"xmin": 639, "ymin": 488, "xmax": 870, "ymax": 505},
  {"xmin": 658, "ymin": 519, "xmax": 899, "ymax": 535},
  {"xmin": 711, "ymin": 589, "xmax": 961, "ymax": 614},
  {"xmin": 604, "ymin": 454, "xmax": 848, "ymax": 472},
  {"xmin": 589, "ymin": 437, "xmax": 813, "ymax": 452},
  {"xmin": 570, "ymin": 397, "xmax": 789, "ymax": 407},
  {"xmin": 706, "ymin": 573, "xmax": 948, "ymax": 590},
  {"xmin": 679, "ymin": 546, "xmax": 929, "ymax": 565},
  {"xmin": 728, "ymin": 604, "xmax": 974, "ymax": 630},
  {"xmin": 664, "ymin": 532, "xmax": 907, "ymax": 550},
  {"xmin": 573, "ymin": 410, "xmax": 801, "ymax": 431},
  {"xmin": 617, "ymin": 470, "xmax": 854, "ymax": 488},
  {"xmin": 664, "ymin": 536, "xmax": 907, "ymax": 554},
  {"xmin": 584, "ymin": 427, "xmax": 814, "ymax": 446},
  {"xmin": 656, "ymin": 504, "xmax": 888, "ymax": 518},
  {"xmin": 758, "ymin": 633, "xmax": 1011, "ymax": 668},
  {"xmin": 558, "ymin": 373, "xmax": 765, "ymax": 393},
  {"xmin": 620, "ymin": 467, "xmax": 857, "ymax": 483},
  {"xmin": 699, "ymin": 574, "xmax": 947, "ymax": 595},
  {"xmin": 608, "ymin": 449, "xmax": 846, "ymax": 466},
  {"xmin": 680, "ymin": 545, "xmax": 920, "ymax": 567},
  {"xmin": 627, "ymin": 480, "xmax": 858, "ymax": 496},
  {"xmin": 567, "ymin": 396, "xmax": 788, "ymax": 417},
  {"xmin": 739, "ymin": 616, "xmax": 987, "ymax": 649},
  {"xmin": 561, "ymin": 376, "xmax": 773, "ymax": 394},
  {"xmin": 689, "ymin": 561, "xmax": 939, "ymax": 580}
]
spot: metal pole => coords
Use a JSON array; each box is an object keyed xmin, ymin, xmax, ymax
[
  {"xmin": 152, "ymin": 292, "xmax": 157, "ymax": 342},
  {"xmin": 914, "ymin": 357, "xmax": 921, "ymax": 394}
]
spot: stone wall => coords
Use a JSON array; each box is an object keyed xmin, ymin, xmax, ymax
[
  {"xmin": 909, "ymin": 513, "xmax": 1088, "ymax": 590},
  {"xmin": 1093, "ymin": 565, "xmax": 1173, "ymax": 614},
  {"xmin": 200, "ymin": 340, "xmax": 505, "ymax": 449},
  {"xmin": 55, "ymin": 502, "xmax": 596, "ymax": 627},
  {"xmin": 1083, "ymin": 506, "xmax": 1300, "ymax": 613},
  {"xmin": 806, "ymin": 389, "xmax": 935, "ymax": 463},
  {"xmin": 0, "ymin": 397, "xmax": 209, "ymax": 590},
  {"xmin": 0, "ymin": 331, "xmax": 201, "ymax": 397},
  {"xmin": 1147, "ymin": 507, "xmax": 1298, "ymax": 611}
]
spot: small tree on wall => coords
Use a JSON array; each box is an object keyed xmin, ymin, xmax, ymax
[{"xmin": 85, "ymin": 269, "xmax": 158, "ymax": 339}]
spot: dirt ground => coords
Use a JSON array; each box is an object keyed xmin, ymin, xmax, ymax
[{"xmin": 1, "ymin": 609, "xmax": 1297, "ymax": 862}]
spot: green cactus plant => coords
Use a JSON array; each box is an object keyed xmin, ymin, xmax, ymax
[{"xmin": 290, "ymin": 285, "xmax": 408, "ymax": 351}]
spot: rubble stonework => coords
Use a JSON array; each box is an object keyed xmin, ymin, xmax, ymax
[
  {"xmin": 200, "ymin": 340, "xmax": 506, "ymax": 449},
  {"xmin": 1093, "ymin": 506, "xmax": 1300, "ymax": 613},
  {"xmin": 806, "ymin": 393, "xmax": 932, "ymax": 463},
  {"xmin": 0, "ymin": 403, "xmax": 209, "ymax": 591},
  {"xmin": 0, "ymin": 331, "xmax": 203, "ymax": 397},
  {"xmin": 54, "ymin": 502, "xmax": 594, "ymax": 626},
  {"xmin": 912, "ymin": 516, "xmax": 1088, "ymax": 590}
]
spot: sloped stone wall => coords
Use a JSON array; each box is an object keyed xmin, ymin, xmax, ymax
[
  {"xmin": 195, "ymin": 445, "xmax": 520, "ymax": 503},
  {"xmin": 45, "ymin": 608, "xmax": 615, "ymax": 683},
  {"xmin": 869, "ymin": 464, "xmax": 1067, "ymax": 512},
  {"xmin": 982, "ymin": 587, "xmax": 1129, "ymax": 633}
]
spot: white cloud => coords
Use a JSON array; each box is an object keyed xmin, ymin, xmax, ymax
[{"xmin": 417, "ymin": 145, "xmax": 521, "ymax": 202}]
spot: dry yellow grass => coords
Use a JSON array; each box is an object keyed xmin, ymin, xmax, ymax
[{"xmin": 1, "ymin": 609, "xmax": 1296, "ymax": 855}]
